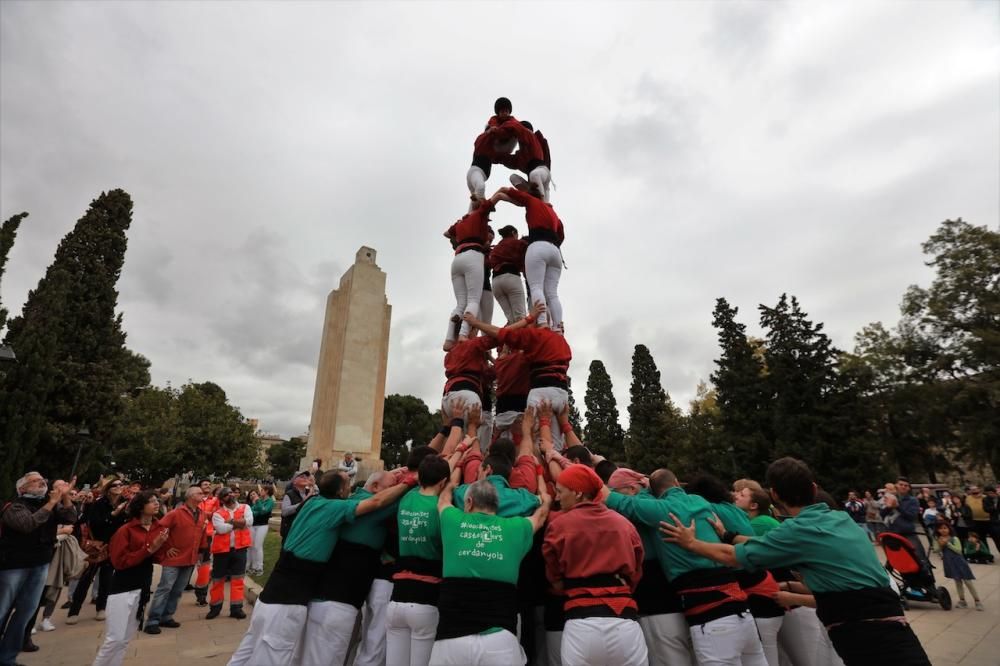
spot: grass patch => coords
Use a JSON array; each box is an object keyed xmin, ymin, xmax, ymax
[{"xmin": 255, "ymin": 529, "xmax": 282, "ymax": 586}]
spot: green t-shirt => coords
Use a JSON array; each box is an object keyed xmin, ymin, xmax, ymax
[
  {"xmin": 282, "ymin": 497, "xmax": 359, "ymax": 562},
  {"xmin": 712, "ymin": 502, "xmax": 755, "ymax": 537},
  {"xmin": 734, "ymin": 503, "xmax": 890, "ymax": 594},
  {"xmin": 339, "ymin": 488, "xmax": 400, "ymax": 550},
  {"xmin": 397, "ymin": 489, "xmax": 443, "ymax": 561},
  {"xmin": 750, "ymin": 514, "xmax": 781, "ymax": 537},
  {"xmin": 606, "ymin": 486, "xmax": 725, "ymax": 580},
  {"xmin": 439, "ymin": 506, "xmax": 532, "ymax": 584},
  {"xmin": 453, "ymin": 475, "xmax": 540, "ymax": 518},
  {"xmin": 632, "ymin": 488, "xmax": 660, "ymax": 562}
]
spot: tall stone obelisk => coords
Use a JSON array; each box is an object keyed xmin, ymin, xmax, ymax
[{"xmin": 304, "ymin": 247, "xmax": 391, "ymax": 479}]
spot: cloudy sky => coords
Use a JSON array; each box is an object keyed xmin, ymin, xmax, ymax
[{"xmin": 2, "ymin": 1, "xmax": 997, "ymax": 438}]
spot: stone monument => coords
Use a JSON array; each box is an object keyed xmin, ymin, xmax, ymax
[{"xmin": 304, "ymin": 247, "xmax": 391, "ymax": 480}]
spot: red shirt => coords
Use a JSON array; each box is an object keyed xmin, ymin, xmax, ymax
[
  {"xmin": 473, "ymin": 123, "xmax": 518, "ymax": 160},
  {"xmin": 109, "ymin": 518, "xmax": 167, "ymax": 571},
  {"xmin": 495, "ymin": 327, "xmax": 571, "ymax": 384},
  {"xmin": 505, "ymin": 189, "xmax": 563, "ymax": 245},
  {"xmin": 495, "ymin": 350, "xmax": 531, "ymax": 398},
  {"xmin": 446, "ymin": 206, "xmax": 492, "ymax": 253},
  {"xmin": 488, "ymin": 237, "xmax": 528, "ymax": 274},
  {"xmin": 443, "ymin": 336, "xmax": 497, "ymax": 395},
  {"xmin": 543, "ymin": 501, "xmax": 643, "ymax": 591},
  {"xmin": 497, "ymin": 121, "xmax": 544, "ymax": 172},
  {"xmin": 157, "ymin": 504, "xmax": 209, "ymax": 567}
]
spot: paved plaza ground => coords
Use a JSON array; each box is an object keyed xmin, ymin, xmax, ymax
[{"xmin": 18, "ymin": 554, "xmax": 1000, "ymax": 666}]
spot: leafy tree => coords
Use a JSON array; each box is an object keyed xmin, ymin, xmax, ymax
[
  {"xmin": 625, "ymin": 345, "xmax": 677, "ymax": 472},
  {"xmin": 267, "ymin": 437, "xmax": 307, "ymax": 480},
  {"xmin": 583, "ymin": 360, "xmax": 625, "ymax": 461},
  {"xmin": 109, "ymin": 386, "xmax": 183, "ymax": 484},
  {"xmin": 0, "ymin": 212, "xmax": 28, "ymax": 335},
  {"xmin": 176, "ymin": 381, "xmax": 261, "ymax": 479},
  {"xmin": 381, "ymin": 394, "xmax": 437, "ymax": 469},
  {"xmin": 672, "ymin": 381, "xmax": 729, "ymax": 480},
  {"xmin": 0, "ymin": 191, "xmax": 146, "ymax": 491},
  {"xmin": 566, "ymin": 378, "xmax": 583, "ymax": 432}
]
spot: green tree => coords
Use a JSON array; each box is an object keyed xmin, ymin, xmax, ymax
[
  {"xmin": 176, "ymin": 381, "xmax": 261, "ymax": 479},
  {"xmin": 0, "ymin": 191, "xmax": 146, "ymax": 491},
  {"xmin": 0, "ymin": 212, "xmax": 28, "ymax": 335},
  {"xmin": 625, "ymin": 344, "xmax": 677, "ymax": 473},
  {"xmin": 381, "ymin": 394, "xmax": 437, "ymax": 469},
  {"xmin": 566, "ymin": 378, "xmax": 583, "ymax": 432},
  {"xmin": 109, "ymin": 386, "xmax": 184, "ymax": 484},
  {"xmin": 267, "ymin": 437, "xmax": 307, "ymax": 480},
  {"xmin": 672, "ymin": 381, "xmax": 729, "ymax": 480},
  {"xmin": 583, "ymin": 360, "xmax": 625, "ymax": 461}
]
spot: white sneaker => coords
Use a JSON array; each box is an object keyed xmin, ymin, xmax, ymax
[
  {"xmin": 95, "ymin": 610, "xmax": 106, "ymax": 621},
  {"xmin": 40, "ymin": 618, "xmax": 56, "ymax": 632},
  {"xmin": 957, "ymin": 600, "xmax": 968, "ymax": 609},
  {"xmin": 65, "ymin": 615, "xmax": 79, "ymax": 625}
]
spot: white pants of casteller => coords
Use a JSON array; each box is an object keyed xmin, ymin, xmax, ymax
[
  {"xmin": 467, "ymin": 166, "xmax": 487, "ymax": 202},
  {"xmin": 562, "ymin": 617, "xmax": 648, "ymax": 666},
  {"xmin": 442, "ymin": 391, "xmax": 482, "ymax": 423},
  {"xmin": 527, "ymin": 388, "xmax": 568, "ymax": 451},
  {"xmin": 492, "ymin": 274, "xmax": 527, "ymax": 324},
  {"xmin": 92, "ymin": 589, "xmax": 141, "ymax": 666},
  {"xmin": 777, "ymin": 607, "xmax": 843, "ymax": 666},
  {"xmin": 303, "ymin": 600, "xmax": 358, "ymax": 666},
  {"xmin": 386, "ymin": 601, "xmax": 439, "ymax": 666},
  {"xmin": 429, "ymin": 629, "xmax": 526, "ymax": 665},
  {"xmin": 249, "ymin": 525, "xmax": 269, "ymax": 571},
  {"xmin": 478, "ymin": 411, "xmax": 494, "ymax": 452},
  {"xmin": 227, "ymin": 601, "xmax": 306, "ymax": 666},
  {"xmin": 448, "ymin": 251, "xmax": 484, "ymax": 341},
  {"xmin": 510, "ymin": 167, "xmax": 551, "ymax": 202},
  {"xmin": 640, "ymin": 612, "xmax": 695, "ymax": 666},
  {"xmin": 689, "ymin": 614, "xmax": 768, "ymax": 666},
  {"xmin": 354, "ymin": 579, "xmax": 393, "ymax": 666},
  {"xmin": 493, "ymin": 411, "xmax": 522, "ymax": 442},
  {"xmin": 524, "ymin": 241, "xmax": 562, "ymax": 330},
  {"xmin": 754, "ymin": 616, "xmax": 783, "ymax": 666}
]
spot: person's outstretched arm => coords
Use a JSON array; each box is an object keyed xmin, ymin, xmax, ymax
[{"xmin": 659, "ymin": 514, "xmax": 739, "ymax": 567}]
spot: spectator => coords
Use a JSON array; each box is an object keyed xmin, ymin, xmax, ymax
[
  {"xmin": 844, "ymin": 491, "xmax": 866, "ymax": 527},
  {"xmin": 950, "ymin": 494, "xmax": 972, "ymax": 544},
  {"xmin": 882, "ymin": 477, "xmax": 926, "ymax": 559},
  {"xmin": 279, "ymin": 472, "xmax": 314, "ymax": 540},
  {"xmin": 965, "ymin": 485, "xmax": 992, "ymax": 551},
  {"xmin": 144, "ymin": 485, "xmax": 208, "ymax": 634},
  {"xmin": 863, "ymin": 490, "xmax": 883, "ymax": 542},
  {"xmin": 0, "ymin": 472, "xmax": 77, "ymax": 666},
  {"xmin": 922, "ymin": 496, "xmax": 940, "ymax": 531},
  {"xmin": 963, "ymin": 532, "xmax": 994, "ymax": 564},
  {"xmin": 983, "ymin": 485, "xmax": 1000, "ymax": 554},
  {"xmin": 338, "ymin": 452, "xmax": 358, "ymax": 481},
  {"xmin": 248, "ymin": 485, "xmax": 275, "ymax": 576},
  {"xmin": 933, "ymin": 522, "xmax": 983, "ymax": 611}
]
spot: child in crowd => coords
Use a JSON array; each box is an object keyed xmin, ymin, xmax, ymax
[
  {"xmin": 963, "ymin": 532, "xmax": 994, "ymax": 564},
  {"xmin": 934, "ymin": 522, "xmax": 983, "ymax": 610}
]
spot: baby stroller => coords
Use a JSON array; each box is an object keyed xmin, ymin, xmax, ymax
[{"xmin": 879, "ymin": 532, "xmax": 951, "ymax": 610}]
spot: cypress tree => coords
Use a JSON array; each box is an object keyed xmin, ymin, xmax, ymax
[
  {"xmin": 583, "ymin": 359, "xmax": 625, "ymax": 461},
  {"xmin": 625, "ymin": 344, "xmax": 678, "ymax": 472},
  {"xmin": 0, "ymin": 190, "xmax": 147, "ymax": 490},
  {"xmin": 0, "ymin": 212, "xmax": 28, "ymax": 335},
  {"xmin": 566, "ymin": 377, "xmax": 583, "ymax": 432}
]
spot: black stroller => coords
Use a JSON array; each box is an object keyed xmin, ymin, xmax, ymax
[{"xmin": 879, "ymin": 532, "xmax": 952, "ymax": 610}]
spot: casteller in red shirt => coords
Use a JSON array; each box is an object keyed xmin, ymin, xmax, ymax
[
  {"xmin": 443, "ymin": 336, "xmax": 498, "ymax": 397},
  {"xmin": 495, "ymin": 327, "xmax": 571, "ymax": 390},
  {"xmin": 489, "ymin": 236, "xmax": 528, "ymax": 276},
  {"xmin": 503, "ymin": 188, "xmax": 563, "ymax": 246}
]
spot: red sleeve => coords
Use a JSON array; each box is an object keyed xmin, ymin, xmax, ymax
[
  {"xmin": 627, "ymin": 521, "xmax": 644, "ymax": 591},
  {"xmin": 509, "ymin": 455, "xmax": 538, "ymax": 493},
  {"xmin": 496, "ymin": 327, "xmax": 532, "ymax": 352},
  {"xmin": 472, "ymin": 336, "xmax": 498, "ymax": 353},
  {"xmin": 505, "ymin": 188, "xmax": 533, "ymax": 207},
  {"xmin": 461, "ymin": 450, "xmax": 483, "ymax": 485},
  {"xmin": 445, "ymin": 221, "xmax": 458, "ymax": 239},
  {"xmin": 542, "ymin": 518, "xmax": 565, "ymax": 586},
  {"xmin": 109, "ymin": 525, "xmax": 152, "ymax": 570}
]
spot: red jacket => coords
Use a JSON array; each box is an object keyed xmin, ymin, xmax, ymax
[
  {"xmin": 488, "ymin": 237, "xmax": 528, "ymax": 275},
  {"xmin": 109, "ymin": 518, "xmax": 167, "ymax": 571},
  {"xmin": 497, "ymin": 121, "xmax": 544, "ymax": 172},
  {"xmin": 495, "ymin": 327, "xmax": 571, "ymax": 387},
  {"xmin": 473, "ymin": 124, "xmax": 518, "ymax": 160},
  {"xmin": 446, "ymin": 206, "xmax": 492, "ymax": 254},
  {"xmin": 157, "ymin": 504, "xmax": 209, "ymax": 567},
  {"xmin": 543, "ymin": 502, "xmax": 643, "ymax": 616},
  {"xmin": 443, "ymin": 336, "xmax": 497, "ymax": 395},
  {"xmin": 505, "ymin": 189, "xmax": 563, "ymax": 246},
  {"xmin": 495, "ymin": 349, "xmax": 531, "ymax": 399}
]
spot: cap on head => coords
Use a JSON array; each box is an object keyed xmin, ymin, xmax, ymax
[{"xmin": 559, "ymin": 464, "xmax": 603, "ymax": 499}]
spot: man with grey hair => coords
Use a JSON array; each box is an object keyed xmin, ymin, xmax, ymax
[
  {"xmin": 144, "ymin": 485, "xmax": 208, "ymax": 634},
  {"xmin": 429, "ymin": 464, "xmax": 550, "ymax": 665},
  {"xmin": 338, "ymin": 451, "xmax": 358, "ymax": 481},
  {"xmin": 0, "ymin": 471, "xmax": 77, "ymax": 666}
]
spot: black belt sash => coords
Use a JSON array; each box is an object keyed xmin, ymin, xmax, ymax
[
  {"xmin": 634, "ymin": 559, "xmax": 684, "ymax": 616},
  {"xmin": 496, "ymin": 394, "xmax": 528, "ymax": 413},
  {"xmin": 529, "ymin": 363, "xmax": 569, "ymax": 390},
  {"xmin": 492, "ymin": 265, "xmax": 520, "ymax": 278},
  {"xmin": 259, "ymin": 551, "xmax": 327, "ymax": 606},
  {"xmin": 435, "ymin": 577, "xmax": 518, "ymax": 640},
  {"xmin": 526, "ymin": 229, "xmax": 560, "ymax": 245},
  {"xmin": 391, "ymin": 556, "xmax": 443, "ymax": 607},
  {"xmin": 320, "ymin": 540, "xmax": 381, "ymax": 608},
  {"xmin": 563, "ymin": 574, "xmax": 639, "ymax": 621},
  {"xmin": 673, "ymin": 568, "xmax": 749, "ymax": 627},
  {"xmin": 814, "ymin": 586, "xmax": 905, "ymax": 627}
]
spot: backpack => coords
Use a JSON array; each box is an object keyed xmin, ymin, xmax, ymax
[{"xmin": 535, "ymin": 130, "xmax": 551, "ymax": 169}]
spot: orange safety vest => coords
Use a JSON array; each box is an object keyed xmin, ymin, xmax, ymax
[
  {"xmin": 200, "ymin": 496, "xmax": 220, "ymax": 537},
  {"xmin": 210, "ymin": 505, "xmax": 251, "ymax": 554}
]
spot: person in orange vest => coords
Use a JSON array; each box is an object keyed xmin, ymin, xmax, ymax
[
  {"xmin": 193, "ymin": 480, "xmax": 220, "ymax": 606},
  {"xmin": 206, "ymin": 486, "xmax": 251, "ymax": 619}
]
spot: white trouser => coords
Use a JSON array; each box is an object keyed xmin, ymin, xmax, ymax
[
  {"xmin": 448, "ymin": 250, "xmax": 484, "ymax": 340},
  {"xmin": 429, "ymin": 629, "xmax": 526, "ymax": 665},
  {"xmin": 524, "ymin": 241, "xmax": 562, "ymax": 330},
  {"xmin": 493, "ymin": 411, "xmax": 522, "ymax": 442},
  {"xmin": 386, "ymin": 601, "xmax": 440, "ymax": 666},
  {"xmin": 91, "ymin": 589, "xmax": 141, "ymax": 666},
  {"xmin": 777, "ymin": 607, "xmax": 843, "ymax": 666},
  {"xmin": 491, "ymin": 273, "xmax": 527, "ymax": 324},
  {"xmin": 477, "ymin": 411, "xmax": 494, "ymax": 452},
  {"xmin": 227, "ymin": 601, "xmax": 306, "ymax": 666},
  {"xmin": 442, "ymin": 391, "xmax": 482, "ymax": 422},
  {"xmin": 530, "ymin": 165, "xmax": 552, "ymax": 202},
  {"xmin": 354, "ymin": 579, "xmax": 393, "ymax": 666},
  {"xmin": 640, "ymin": 612, "xmax": 695, "ymax": 666},
  {"xmin": 562, "ymin": 617, "xmax": 648, "ymax": 666},
  {"xmin": 546, "ymin": 630, "xmax": 563, "ymax": 666},
  {"xmin": 302, "ymin": 600, "xmax": 358, "ymax": 666},
  {"xmin": 527, "ymin": 388, "xmax": 568, "ymax": 450},
  {"xmin": 689, "ymin": 613, "xmax": 768, "ymax": 666},
  {"xmin": 249, "ymin": 525, "xmax": 269, "ymax": 571},
  {"xmin": 467, "ymin": 166, "xmax": 487, "ymax": 202},
  {"xmin": 754, "ymin": 616, "xmax": 783, "ymax": 666}
]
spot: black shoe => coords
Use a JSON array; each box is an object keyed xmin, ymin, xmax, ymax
[
  {"xmin": 160, "ymin": 619, "xmax": 181, "ymax": 628},
  {"xmin": 144, "ymin": 625, "xmax": 161, "ymax": 635},
  {"xmin": 205, "ymin": 605, "xmax": 222, "ymax": 620},
  {"xmin": 60, "ymin": 601, "xmax": 72, "ymax": 609},
  {"xmin": 21, "ymin": 639, "xmax": 39, "ymax": 653},
  {"xmin": 229, "ymin": 607, "xmax": 246, "ymax": 620},
  {"xmin": 184, "ymin": 583, "xmax": 194, "ymax": 591}
]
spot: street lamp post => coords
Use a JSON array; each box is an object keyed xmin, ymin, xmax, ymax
[{"xmin": 70, "ymin": 427, "xmax": 90, "ymax": 479}]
